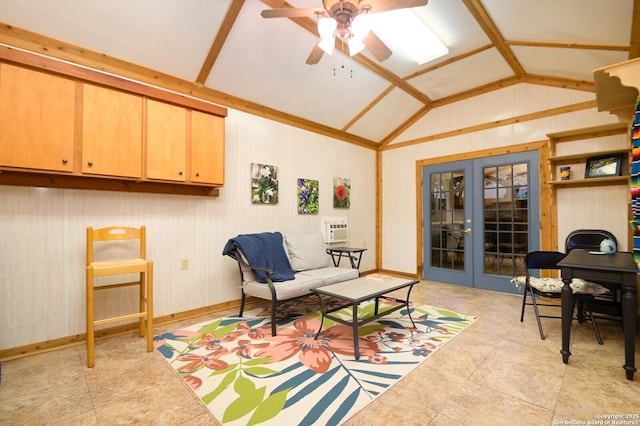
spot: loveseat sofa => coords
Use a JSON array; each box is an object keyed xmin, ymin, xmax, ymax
[{"xmin": 223, "ymin": 231, "xmax": 358, "ymax": 335}]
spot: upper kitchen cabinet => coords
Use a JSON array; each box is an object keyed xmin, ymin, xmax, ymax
[
  {"xmin": 0, "ymin": 63, "xmax": 75, "ymax": 172},
  {"xmin": 82, "ymin": 84, "xmax": 143, "ymax": 178},
  {"xmin": 191, "ymin": 110, "xmax": 224, "ymax": 185},
  {"xmin": 146, "ymin": 99, "xmax": 187, "ymax": 182}
]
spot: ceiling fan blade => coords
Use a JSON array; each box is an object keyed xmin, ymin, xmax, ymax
[
  {"xmin": 363, "ymin": 31, "xmax": 392, "ymax": 61},
  {"xmin": 305, "ymin": 44, "xmax": 324, "ymax": 65},
  {"xmin": 261, "ymin": 8, "xmax": 323, "ymax": 19},
  {"xmin": 361, "ymin": 0, "xmax": 428, "ymax": 14}
]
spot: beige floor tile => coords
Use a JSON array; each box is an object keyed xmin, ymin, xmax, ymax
[{"xmin": 1, "ymin": 281, "xmax": 637, "ymax": 426}]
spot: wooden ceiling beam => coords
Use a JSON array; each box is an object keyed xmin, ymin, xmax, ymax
[
  {"xmin": 506, "ymin": 40, "xmax": 629, "ymax": 52},
  {"xmin": 462, "ymin": 0, "xmax": 526, "ymax": 76},
  {"xmin": 196, "ymin": 0, "xmax": 245, "ymax": 85},
  {"xmin": 521, "ymin": 74, "xmax": 595, "ymax": 92}
]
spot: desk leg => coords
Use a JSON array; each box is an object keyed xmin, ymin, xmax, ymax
[
  {"xmin": 560, "ymin": 277, "xmax": 573, "ymax": 364},
  {"xmin": 622, "ymin": 274, "xmax": 637, "ymax": 380},
  {"xmin": 352, "ymin": 302, "xmax": 360, "ymax": 360}
]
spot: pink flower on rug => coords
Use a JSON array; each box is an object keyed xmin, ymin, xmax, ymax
[
  {"xmin": 176, "ymin": 348, "xmax": 229, "ymax": 373},
  {"xmin": 190, "ymin": 332, "xmax": 224, "ymax": 351},
  {"xmin": 229, "ymin": 338, "xmax": 270, "ymax": 359},
  {"xmin": 183, "ymin": 375, "xmax": 202, "ymax": 391},
  {"xmin": 224, "ymin": 321, "xmax": 274, "ymax": 342},
  {"xmin": 255, "ymin": 316, "xmax": 379, "ymax": 374}
]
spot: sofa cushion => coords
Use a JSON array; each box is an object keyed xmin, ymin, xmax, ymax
[
  {"xmin": 300, "ymin": 267, "xmax": 359, "ymax": 285},
  {"xmin": 284, "ymin": 232, "xmax": 329, "ymax": 271},
  {"xmin": 243, "ymin": 273, "xmax": 324, "ymax": 301}
]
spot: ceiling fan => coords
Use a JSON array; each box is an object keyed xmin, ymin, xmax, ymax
[{"xmin": 261, "ymin": 0, "xmax": 429, "ymax": 65}]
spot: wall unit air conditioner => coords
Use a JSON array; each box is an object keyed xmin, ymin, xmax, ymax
[{"xmin": 325, "ymin": 222, "xmax": 348, "ymax": 243}]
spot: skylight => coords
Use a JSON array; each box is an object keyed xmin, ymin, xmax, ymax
[{"xmin": 368, "ymin": 9, "xmax": 448, "ymax": 65}]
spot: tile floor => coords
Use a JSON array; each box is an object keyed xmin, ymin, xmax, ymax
[{"xmin": 1, "ymin": 281, "xmax": 639, "ymax": 425}]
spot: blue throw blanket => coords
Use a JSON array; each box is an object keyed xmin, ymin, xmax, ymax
[{"xmin": 222, "ymin": 232, "xmax": 295, "ymax": 283}]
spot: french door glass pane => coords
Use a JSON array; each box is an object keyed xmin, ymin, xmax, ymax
[
  {"xmin": 430, "ymin": 170, "xmax": 465, "ymax": 270},
  {"xmin": 483, "ymin": 163, "xmax": 528, "ymax": 277}
]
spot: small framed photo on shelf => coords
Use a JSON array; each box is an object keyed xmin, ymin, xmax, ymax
[{"xmin": 584, "ymin": 154, "xmax": 622, "ymax": 179}]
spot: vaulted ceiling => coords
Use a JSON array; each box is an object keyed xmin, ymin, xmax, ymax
[{"xmin": 0, "ymin": 0, "xmax": 638, "ymax": 150}]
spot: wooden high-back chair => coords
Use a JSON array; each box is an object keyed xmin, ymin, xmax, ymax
[{"xmin": 86, "ymin": 226, "xmax": 153, "ymax": 367}]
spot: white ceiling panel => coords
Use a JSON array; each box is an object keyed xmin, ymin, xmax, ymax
[
  {"xmin": 483, "ymin": 0, "xmax": 633, "ymax": 44},
  {"xmin": 347, "ymin": 87, "xmax": 424, "ymax": 140},
  {"xmin": 513, "ymin": 46, "xmax": 630, "ymax": 81},
  {"xmin": 0, "ymin": 0, "xmax": 227, "ymax": 81},
  {"xmin": 408, "ymin": 48, "xmax": 514, "ymax": 100}
]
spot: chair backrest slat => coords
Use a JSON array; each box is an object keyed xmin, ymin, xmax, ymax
[
  {"xmin": 87, "ymin": 226, "xmax": 146, "ymax": 265},
  {"xmin": 565, "ymin": 229, "xmax": 616, "ymax": 252}
]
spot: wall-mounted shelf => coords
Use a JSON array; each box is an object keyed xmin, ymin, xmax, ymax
[{"xmin": 545, "ymin": 122, "xmax": 630, "ymax": 250}]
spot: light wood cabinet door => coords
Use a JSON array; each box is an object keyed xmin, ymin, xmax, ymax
[
  {"xmin": 146, "ymin": 99, "xmax": 186, "ymax": 181},
  {"xmin": 0, "ymin": 63, "xmax": 75, "ymax": 171},
  {"xmin": 82, "ymin": 84, "xmax": 143, "ymax": 178},
  {"xmin": 191, "ymin": 110, "xmax": 224, "ymax": 185}
]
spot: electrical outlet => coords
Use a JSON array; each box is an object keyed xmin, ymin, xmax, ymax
[{"xmin": 181, "ymin": 259, "xmax": 189, "ymax": 270}]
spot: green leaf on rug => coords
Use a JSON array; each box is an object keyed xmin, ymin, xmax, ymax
[
  {"xmin": 202, "ymin": 369, "xmax": 237, "ymax": 404},
  {"xmin": 247, "ymin": 388, "xmax": 289, "ymax": 425},
  {"xmin": 224, "ymin": 377, "xmax": 265, "ymax": 422}
]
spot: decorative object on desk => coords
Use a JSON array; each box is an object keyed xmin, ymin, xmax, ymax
[
  {"xmin": 600, "ymin": 238, "xmax": 617, "ymax": 254},
  {"xmin": 333, "ymin": 177, "xmax": 350, "ymax": 208},
  {"xmin": 251, "ymin": 163, "xmax": 279, "ymax": 204},
  {"xmin": 155, "ymin": 298, "xmax": 477, "ymax": 426},
  {"xmin": 585, "ymin": 154, "xmax": 622, "ymax": 178},
  {"xmin": 560, "ymin": 166, "xmax": 571, "ymax": 180},
  {"xmin": 366, "ymin": 273, "xmax": 392, "ymax": 281},
  {"xmin": 297, "ymin": 178, "xmax": 319, "ymax": 214}
]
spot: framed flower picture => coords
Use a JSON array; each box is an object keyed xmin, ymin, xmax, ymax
[
  {"xmin": 297, "ymin": 178, "xmax": 319, "ymax": 214},
  {"xmin": 333, "ymin": 177, "xmax": 350, "ymax": 208},
  {"xmin": 251, "ymin": 163, "xmax": 278, "ymax": 204}
]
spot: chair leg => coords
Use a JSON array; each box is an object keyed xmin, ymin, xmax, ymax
[
  {"xmin": 529, "ymin": 288, "xmax": 546, "ymax": 340},
  {"xmin": 139, "ymin": 272, "xmax": 145, "ymax": 338},
  {"xmin": 146, "ymin": 261, "xmax": 153, "ymax": 352},
  {"xmin": 520, "ymin": 286, "xmax": 528, "ymax": 322},
  {"xmin": 271, "ymin": 298, "xmax": 278, "ymax": 336},
  {"xmin": 86, "ymin": 267, "xmax": 95, "ymax": 368},
  {"xmin": 239, "ymin": 291, "xmax": 246, "ymax": 317}
]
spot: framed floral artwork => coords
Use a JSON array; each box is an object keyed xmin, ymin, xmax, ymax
[
  {"xmin": 251, "ymin": 163, "xmax": 278, "ymax": 204},
  {"xmin": 297, "ymin": 178, "xmax": 319, "ymax": 214},
  {"xmin": 333, "ymin": 177, "xmax": 350, "ymax": 208}
]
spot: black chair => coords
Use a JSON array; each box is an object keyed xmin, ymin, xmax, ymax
[
  {"xmin": 565, "ymin": 229, "xmax": 622, "ymax": 343},
  {"xmin": 520, "ymin": 250, "xmax": 600, "ymax": 341}
]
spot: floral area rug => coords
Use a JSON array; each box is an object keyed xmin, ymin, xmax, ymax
[{"xmin": 155, "ymin": 296, "xmax": 477, "ymax": 426}]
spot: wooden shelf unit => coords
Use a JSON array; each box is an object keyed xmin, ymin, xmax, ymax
[{"xmin": 546, "ymin": 122, "xmax": 630, "ymax": 250}]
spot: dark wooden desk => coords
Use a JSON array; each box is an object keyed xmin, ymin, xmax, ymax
[{"xmin": 557, "ymin": 250, "xmax": 638, "ymax": 380}]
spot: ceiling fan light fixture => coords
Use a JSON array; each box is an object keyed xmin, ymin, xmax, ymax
[
  {"xmin": 318, "ymin": 37, "xmax": 335, "ymax": 55},
  {"xmin": 350, "ymin": 14, "xmax": 369, "ymax": 40},
  {"xmin": 317, "ymin": 17, "xmax": 337, "ymax": 39},
  {"xmin": 347, "ymin": 37, "xmax": 365, "ymax": 56}
]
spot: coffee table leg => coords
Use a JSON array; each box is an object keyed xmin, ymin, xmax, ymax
[
  {"xmin": 406, "ymin": 283, "xmax": 416, "ymax": 328},
  {"xmin": 352, "ymin": 302, "xmax": 360, "ymax": 360},
  {"xmin": 314, "ymin": 293, "xmax": 325, "ymax": 341}
]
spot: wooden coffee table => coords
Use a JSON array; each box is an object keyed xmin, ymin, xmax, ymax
[{"xmin": 311, "ymin": 276, "xmax": 420, "ymax": 360}]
